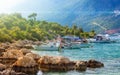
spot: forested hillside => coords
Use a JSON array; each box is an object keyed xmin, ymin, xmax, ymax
[{"xmin": 0, "ymin": 13, "xmax": 95, "ymax": 42}]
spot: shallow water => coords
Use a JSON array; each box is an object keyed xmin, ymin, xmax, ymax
[{"xmin": 32, "ymin": 43, "xmax": 120, "ymax": 75}]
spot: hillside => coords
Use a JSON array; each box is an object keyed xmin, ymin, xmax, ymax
[
  {"xmin": 38, "ymin": 0, "xmax": 120, "ymax": 33},
  {"xmin": 0, "ymin": 13, "xmax": 95, "ymax": 42}
]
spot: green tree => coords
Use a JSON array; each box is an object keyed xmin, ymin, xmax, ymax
[{"xmin": 28, "ymin": 13, "xmax": 37, "ymax": 21}]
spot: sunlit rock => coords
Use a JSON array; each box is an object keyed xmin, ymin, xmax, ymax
[
  {"xmin": 2, "ymin": 50, "xmax": 23, "ymax": 58},
  {"xmin": 38, "ymin": 56, "xmax": 75, "ymax": 72},
  {"xmin": 12, "ymin": 56, "xmax": 38, "ymax": 74},
  {"xmin": 25, "ymin": 53, "xmax": 40, "ymax": 60},
  {"xmin": 20, "ymin": 48, "xmax": 32, "ymax": 55}
]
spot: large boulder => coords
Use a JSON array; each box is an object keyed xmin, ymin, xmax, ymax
[
  {"xmin": 0, "ymin": 63, "xmax": 6, "ymax": 71},
  {"xmin": 13, "ymin": 56, "xmax": 37, "ymax": 67},
  {"xmin": 38, "ymin": 56, "xmax": 70, "ymax": 65},
  {"xmin": 25, "ymin": 53, "xmax": 40, "ymax": 60},
  {"xmin": 38, "ymin": 56, "xmax": 74, "ymax": 72},
  {"xmin": 55, "ymin": 56, "xmax": 70, "ymax": 64},
  {"xmin": 20, "ymin": 48, "xmax": 32, "ymax": 55},
  {"xmin": 12, "ymin": 56, "xmax": 38, "ymax": 74},
  {"xmin": 2, "ymin": 50, "xmax": 23, "ymax": 58},
  {"xmin": 87, "ymin": 59, "xmax": 104, "ymax": 68}
]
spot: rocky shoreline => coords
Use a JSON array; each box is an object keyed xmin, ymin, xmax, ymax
[{"xmin": 0, "ymin": 40, "xmax": 104, "ymax": 75}]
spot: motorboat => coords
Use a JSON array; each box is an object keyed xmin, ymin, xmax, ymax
[
  {"xmin": 62, "ymin": 36, "xmax": 92, "ymax": 49},
  {"xmin": 33, "ymin": 41, "xmax": 61, "ymax": 51},
  {"xmin": 87, "ymin": 34, "xmax": 116, "ymax": 43}
]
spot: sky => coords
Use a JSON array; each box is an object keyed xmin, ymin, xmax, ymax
[
  {"xmin": 0, "ymin": 0, "xmax": 84, "ymax": 19},
  {"xmin": 0, "ymin": 0, "xmax": 120, "ymax": 19}
]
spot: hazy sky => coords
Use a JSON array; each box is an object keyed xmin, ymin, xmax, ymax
[
  {"xmin": 0, "ymin": 0, "xmax": 84, "ymax": 19},
  {"xmin": 0, "ymin": 0, "xmax": 118, "ymax": 17}
]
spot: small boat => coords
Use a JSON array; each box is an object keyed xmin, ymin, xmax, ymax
[
  {"xmin": 61, "ymin": 41, "xmax": 92, "ymax": 49},
  {"xmin": 62, "ymin": 35, "xmax": 92, "ymax": 49},
  {"xmin": 109, "ymin": 33, "xmax": 120, "ymax": 43},
  {"xmin": 33, "ymin": 41, "xmax": 61, "ymax": 51},
  {"xmin": 87, "ymin": 34, "xmax": 116, "ymax": 43}
]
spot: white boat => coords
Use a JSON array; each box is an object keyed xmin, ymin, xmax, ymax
[
  {"xmin": 62, "ymin": 42, "xmax": 92, "ymax": 49},
  {"xmin": 62, "ymin": 36, "xmax": 92, "ymax": 49},
  {"xmin": 33, "ymin": 41, "xmax": 61, "ymax": 51},
  {"xmin": 87, "ymin": 34, "xmax": 116, "ymax": 43},
  {"xmin": 109, "ymin": 33, "xmax": 120, "ymax": 42}
]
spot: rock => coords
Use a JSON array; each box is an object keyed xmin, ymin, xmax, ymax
[
  {"xmin": 87, "ymin": 60, "xmax": 104, "ymax": 68},
  {"xmin": 9, "ymin": 40, "xmax": 33, "ymax": 50},
  {"xmin": 33, "ymin": 41, "xmax": 41, "ymax": 45},
  {"xmin": 0, "ymin": 43, "xmax": 9, "ymax": 49},
  {"xmin": 0, "ymin": 69, "xmax": 27, "ymax": 75},
  {"xmin": 12, "ymin": 56, "xmax": 38, "ymax": 74},
  {"xmin": 20, "ymin": 49, "xmax": 32, "ymax": 55},
  {"xmin": 38, "ymin": 56, "xmax": 75, "ymax": 72},
  {"xmin": 25, "ymin": 53, "xmax": 40, "ymax": 60},
  {"xmin": 0, "ymin": 63, "xmax": 6, "ymax": 71},
  {"xmin": 15, "ymin": 40, "xmax": 33, "ymax": 49},
  {"xmin": 0, "ymin": 57, "xmax": 17, "ymax": 66},
  {"xmin": 2, "ymin": 50, "xmax": 23, "ymax": 58},
  {"xmin": 13, "ymin": 56, "xmax": 37, "ymax": 67},
  {"xmin": 55, "ymin": 56, "xmax": 70, "ymax": 64},
  {"xmin": 75, "ymin": 61, "xmax": 87, "ymax": 71},
  {"xmin": 0, "ymin": 47, "xmax": 6, "ymax": 56},
  {"xmin": 38, "ymin": 56, "xmax": 70, "ymax": 64},
  {"xmin": 0, "ymin": 47, "xmax": 6, "ymax": 52},
  {"xmin": 23, "ymin": 44, "xmax": 33, "ymax": 49}
]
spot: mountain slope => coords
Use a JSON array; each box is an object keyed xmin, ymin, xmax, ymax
[{"xmin": 53, "ymin": 0, "xmax": 120, "ymax": 33}]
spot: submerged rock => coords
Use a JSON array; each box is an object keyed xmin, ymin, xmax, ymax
[
  {"xmin": 12, "ymin": 56, "xmax": 38, "ymax": 74},
  {"xmin": 87, "ymin": 59, "xmax": 104, "ymax": 68}
]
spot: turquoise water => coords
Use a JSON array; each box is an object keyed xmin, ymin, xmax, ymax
[{"xmin": 32, "ymin": 43, "xmax": 120, "ymax": 75}]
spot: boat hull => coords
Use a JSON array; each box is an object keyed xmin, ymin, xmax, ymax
[{"xmin": 33, "ymin": 45, "xmax": 59, "ymax": 51}]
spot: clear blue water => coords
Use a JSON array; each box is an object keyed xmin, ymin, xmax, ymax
[{"xmin": 32, "ymin": 43, "xmax": 120, "ymax": 75}]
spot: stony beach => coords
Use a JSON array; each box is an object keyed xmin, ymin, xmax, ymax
[{"xmin": 0, "ymin": 40, "xmax": 104, "ymax": 75}]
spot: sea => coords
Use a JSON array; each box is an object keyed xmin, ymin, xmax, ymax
[{"xmin": 32, "ymin": 39, "xmax": 120, "ymax": 75}]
